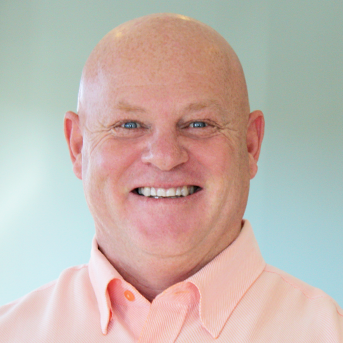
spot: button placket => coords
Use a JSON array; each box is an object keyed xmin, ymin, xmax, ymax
[{"xmin": 138, "ymin": 291, "xmax": 192, "ymax": 343}]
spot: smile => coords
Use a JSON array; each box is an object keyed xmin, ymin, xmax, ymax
[{"xmin": 134, "ymin": 186, "xmax": 200, "ymax": 198}]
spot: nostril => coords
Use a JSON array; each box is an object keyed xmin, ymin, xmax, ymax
[{"xmin": 141, "ymin": 138, "xmax": 189, "ymax": 171}]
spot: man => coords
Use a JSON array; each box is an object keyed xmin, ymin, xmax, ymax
[{"xmin": 0, "ymin": 13, "xmax": 342, "ymax": 342}]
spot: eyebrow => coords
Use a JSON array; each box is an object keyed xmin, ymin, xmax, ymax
[
  {"xmin": 182, "ymin": 100, "xmax": 224, "ymax": 114},
  {"xmin": 116, "ymin": 99, "xmax": 224, "ymax": 114},
  {"xmin": 115, "ymin": 101, "xmax": 147, "ymax": 113}
]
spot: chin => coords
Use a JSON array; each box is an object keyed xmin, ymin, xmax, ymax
[{"xmin": 126, "ymin": 214, "xmax": 208, "ymax": 256}]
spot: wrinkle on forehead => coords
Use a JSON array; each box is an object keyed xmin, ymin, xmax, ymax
[{"xmin": 78, "ymin": 13, "xmax": 249, "ymax": 126}]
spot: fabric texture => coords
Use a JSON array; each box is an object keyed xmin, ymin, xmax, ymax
[{"xmin": 1, "ymin": 220, "xmax": 342, "ymax": 342}]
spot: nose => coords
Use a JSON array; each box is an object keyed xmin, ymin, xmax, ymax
[{"xmin": 141, "ymin": 130, "xmax": 189, "ymax": 171}]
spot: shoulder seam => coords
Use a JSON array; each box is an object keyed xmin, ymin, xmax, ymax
[{"xmin": 264, "ymin": 269, "xmax": 343, "ymax": 317}]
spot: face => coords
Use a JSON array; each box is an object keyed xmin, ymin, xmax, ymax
[{"xmin": 70, "ymin": 44, "xmax": 258, "ymax": 263}]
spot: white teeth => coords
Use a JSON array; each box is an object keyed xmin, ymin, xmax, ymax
[
  {"xmin": 143, "ymin": 187, "xmax": 151, "ymax": 197},
  {"xmin": 137, "ymin": 186, "xmax": 197, "ymax": 198},
  {"xmin": 166, "ymin": 188, "xmax": 176, "ymax": 197},
  {"xmin": 157, "ymin": 188, "xmax": 166, "ymax": 197},
  {"xmin": 181, "ymin": 186, "xmax": 189, "ymax": 197}
]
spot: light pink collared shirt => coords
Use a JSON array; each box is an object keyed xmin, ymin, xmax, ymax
[{"xmin": 1, "ymin": 220, "xmax": 342, "ymax": 342}]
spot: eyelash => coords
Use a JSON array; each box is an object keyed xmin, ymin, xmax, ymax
[
  {"xmin": 118, "ymin": 120, "xmax": 210, "ymax": 130},
  {"xmin": 188, "ymin": 121, "xmax": 208, "ymax": 128},
  {"xmin": 121, "ymin": 121, "xmax": 142, "ymax": 129}
]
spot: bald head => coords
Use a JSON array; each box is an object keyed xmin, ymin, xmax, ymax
[
  {"xmin": 65, "ymin": 14, "xmax": 264, "ymax": 299},
  {"xmin": 78, "ymin": 13, "xmax": 249, "ymax": 121}
]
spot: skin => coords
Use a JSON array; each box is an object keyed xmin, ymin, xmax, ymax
[{"xmin": 64, "ymin": 13, "xmax": 264, "ymax": 301}]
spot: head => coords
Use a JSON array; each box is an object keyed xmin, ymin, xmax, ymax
[{"xmin": 64, "ymin": 13, "xmax": 264, "ymax": 270}]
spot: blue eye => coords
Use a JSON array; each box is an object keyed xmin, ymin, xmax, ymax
[
  {"xmin": 190, "ymin": 121, "xmax": 207, "ymax": 128},
  {"xmin": 122, "ymin": 122, "xmax": 140, "ymax": 129}
]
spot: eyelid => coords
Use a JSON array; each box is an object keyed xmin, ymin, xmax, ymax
[
  {"xmin": 121, "ymin": 121, "xmax": 141, "ymax": 128},
  {"xmin": 113, "ymin": 120, "xmax": 144, "ymax": 129},
  {"xmin": 181, "ymin": 119, "xmax": 216, "ymax": 128},
  {"xmin": 189, "ymin": 121, "xmax": 208, "ymax": 128}
]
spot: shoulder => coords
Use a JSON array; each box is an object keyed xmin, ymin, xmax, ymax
[
  {"xmin": 259, "ymin": 264, "xmax": 343, "ymax": 336},
  {"xmin": 0, "ymin": 264, "xmax": 95, "ymax": 341},
  {"xmin": 0, "ymin": 263, "xmax": 90, "ymax": 310},
  {"xmin": 263, "ymin": 264, "xmax": 342, "ymax": 315},
  {"xmin": 230, "ymin": 264, "xmax": 343, "ymax": 341}
]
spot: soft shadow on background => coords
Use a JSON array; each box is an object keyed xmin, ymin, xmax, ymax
[{"xmin": 0, "ymin": 0, "xmax": 342, "ymax": 306}]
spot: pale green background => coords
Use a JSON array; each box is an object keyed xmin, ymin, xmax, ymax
[{"xmin": 0, "ymin": 0, "xmax": 342, "ymax": 307}]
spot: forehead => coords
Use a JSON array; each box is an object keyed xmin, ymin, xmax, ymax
[
  {"xmin": 82, "ymin": 66, "xmax": 233, "ymax": 125},
  {"xmin": 81, "ymin": 48, "xmax": 234, "ymax": 117},
  {"xmin": 79, "ymin": 18, "xmax": 248, "ymax": 122}
]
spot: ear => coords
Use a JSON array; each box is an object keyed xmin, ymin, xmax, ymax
[
  {"xmin": 64, "ymin": 111, "xmax": 83, "ymax": 180},
  {"xmin": 246, "ymin": 110, "xmax": 265, "ymax": 179}
]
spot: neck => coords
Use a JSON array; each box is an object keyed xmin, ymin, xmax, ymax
[
  {"xmin": 97, "ymin": 225, "xmax": 242, "ymax": 302},
  {"xmin": 109, "ymin": 251, "xmax": 216, "ymax": 301}
]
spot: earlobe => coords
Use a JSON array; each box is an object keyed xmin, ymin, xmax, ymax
[
  {"xmin": 64, "ymin": 111, "xmax": 83, "ymax": 180},
  {"xmin": 246, "ymin": 110, "xmax": 265, "ymax": 179}
]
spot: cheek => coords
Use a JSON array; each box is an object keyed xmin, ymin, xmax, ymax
[
  {"xmin": 84, "ymin": 139, "xmax": 141, "ymax": 194},
  {"xmin": 190, "ymin": 137, "xmax": 237, "ymax": 180},
  {"xmin": 189, "ymin": 136, "xmax": 250, "ymax": 204}
]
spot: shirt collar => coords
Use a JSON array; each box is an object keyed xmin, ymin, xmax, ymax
[
  {"xmin": 88, "ymin": 238, "xmax": 124, "ymax": 334},
  {"xmin": 187, "ymin": 220, "xmax": 266, "ymax": 338},
  {"xmin": 88, "ymin": 220, "xmax": 265, "ymax": 337}
]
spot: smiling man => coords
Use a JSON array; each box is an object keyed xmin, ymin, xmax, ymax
[{"xmin": 0, "ymin": 13, "xmax": 342, "ymax": 343}]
